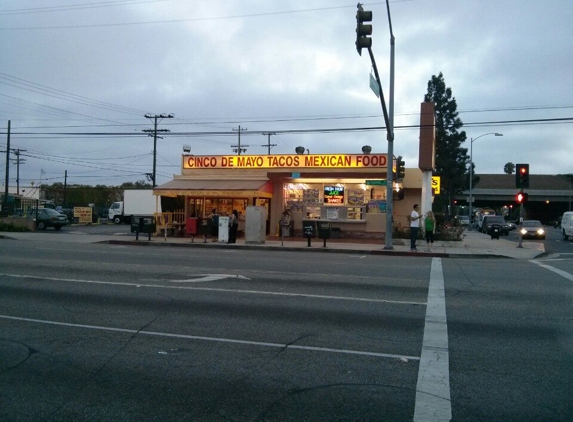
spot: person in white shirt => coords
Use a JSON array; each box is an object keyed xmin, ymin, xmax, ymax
[{"xmin": 409, "ymin": 204, "xmax": 421, "ymax": 251}]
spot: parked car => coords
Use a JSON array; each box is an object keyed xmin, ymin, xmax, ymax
[
  {"xmin": 455, "ymin": 215, "xmax": 470, "ymax": 226},
  {"xmin": 519, "ymin": 220, "xmax": 545, "ymax": 239},
  {"xmin": 27, "ymin": 208, "xmax": 69, "ymax": 230},
  {"xmin": 481, "ymin": 215, "xmax": 509, "ymax": 236},
  {"xmin": 505, "ymin": 220, "xmax": 517, "ymax": 230}
]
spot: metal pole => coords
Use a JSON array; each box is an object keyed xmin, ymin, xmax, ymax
[
  {"xmin": 469, "ymin": 138, "xmax": 473, "ymax": 230},
  {"xmin": 3, "ymin": 120, "xmax": 10, "ymax": 217},
  {"xmin": 384, "ymin": 0, "xmax": 395, "ymax": 250},
  {"xmin": 152, "ymin": 116, "xmax": 158, "ymax": 188}
]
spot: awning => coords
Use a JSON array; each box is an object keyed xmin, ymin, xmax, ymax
[{"xmin": 153, "ymin": 179, "xmax": 273, "ymax": 198}]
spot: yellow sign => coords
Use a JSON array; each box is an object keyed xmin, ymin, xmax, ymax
[
  {"xmin": 183, "ymin": 154, "xmax": 388, "ymax": 170},
  {"xmin": 74, "ymin": 207, "xmax": 92, "ymax": 224},
  {"xmin": 432, "ymin": 176, "xmax": 441, "ymax": 194}
]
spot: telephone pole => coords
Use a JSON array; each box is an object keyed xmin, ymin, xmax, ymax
[
  {"xmin": 2, "ymin": 120, "xmax": 10, "ymax": 216},
  {"xmin": 143, "ymin": 113, "xmax": 174, "ymax": 187},
  {"xmin": 261, "ymin": 132, "xmax": 277, "ymax": 155},
  {"xmin": 232, "ymin": 125, "xmax": 248, "ymax": 155},
  {"xmin": 12, "ymin": 149, "xmax": 26, "ymax": 195}
]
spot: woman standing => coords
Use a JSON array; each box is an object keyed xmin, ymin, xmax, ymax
[
  {"xmin": 424, "ymin": 210, "xmax": 436, "ymax": 252},
  {"xmin": 228, "ymin": 210, "xmax": 239, "ymax": 243}
]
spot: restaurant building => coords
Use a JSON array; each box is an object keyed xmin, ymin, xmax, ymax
[{"xmin": 153, "ymin": 151, "xmax": 423, "ymax": 238}]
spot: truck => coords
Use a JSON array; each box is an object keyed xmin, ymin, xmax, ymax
[{"xmin": 108, "ymin": 189, "xmax": 161, "ymax": 224}]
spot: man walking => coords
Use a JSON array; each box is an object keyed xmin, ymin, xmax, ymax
[{"xmin": 409, "ymin": 204, "xmax": 421, "ymax": 251}]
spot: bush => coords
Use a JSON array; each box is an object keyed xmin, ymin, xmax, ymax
[
  {"xmin": 0, "ymin": 221, "xmax": 31, "ymax": 232},
  {"xmin": 392, "ymin": 222, "xmax": 463, "ymax": 241}
]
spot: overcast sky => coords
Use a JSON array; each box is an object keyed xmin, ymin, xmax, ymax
[{"xmin": 1, "ymin": 0, "xmax": 571, "ymax": 188}]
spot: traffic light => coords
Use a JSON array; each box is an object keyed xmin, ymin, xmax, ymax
[
  {"xmin": 516, "ymin": 190, "xmax": 529, "ymax": 204},
  {"xmin": 355, "ymin": 4, "xmax": 372, "ymax": 56},
  {"xmin": 516, "ymin": 163, "xmax": 529, "ymax": 188},
  {"xmin": 396, "ymin": 156, "xmax": 405, "ymax": 180}
]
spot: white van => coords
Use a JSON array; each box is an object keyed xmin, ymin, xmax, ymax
[{"xmin": 561, "ymin": 211, "xmax": 573, "ymax": 240}]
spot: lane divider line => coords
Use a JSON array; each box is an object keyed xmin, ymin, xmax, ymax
[{"xmin": 0, "ymin": 314, "xmax": 420, "ymax": 361}]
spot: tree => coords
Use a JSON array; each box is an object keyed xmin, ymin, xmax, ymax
[
  {"xmin": 424, "ymin": 72, "xmax": 468, "ymax": 219},
  {"xmin": 504, "ymin": 162, "xmax": 515, "ymax": 174}
]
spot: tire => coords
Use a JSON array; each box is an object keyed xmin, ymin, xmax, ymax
[
  {"xmin": 563, "ymin": 230, "xmax": 569, "ymax": 241},
  {"xmin": 37, "ymin": 221, "xmax": 47, "ymax": 230},
  {"xmin": 114, "ymin": 216, "xmax": 122, "ymax": 224}
]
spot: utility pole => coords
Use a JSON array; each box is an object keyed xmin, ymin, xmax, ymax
[
  {"xmin": 143, "ymin": 113, "xmax": 174, "ymax": 188},
  {"xmin": 63, "ymin": 170, "xmax": 67, "ymax": 206},
  {"xmin": 2, "ymin": 120, "xmax": 10, "ymax": 216},
  {"xmin": 12, "ymin": 149, "xmax": 26, "ymax": 195},
  {"xmin": 232, "ymin": 125, "xmax": 248, "ymax": 155},
  {"xmin": 261, "ymin": 132, "xmax": 276, "ymax": 155}
]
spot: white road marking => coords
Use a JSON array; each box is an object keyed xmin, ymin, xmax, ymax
[
  {"xmin": 530, "ymin": 260, "xmax": 573, "ymax": 281},
  {"xmin": 169, "ymin": 274, "xmax": 250, "ymax": 283},
  {"xmin": 0, "ymin": 273, "xmax": 426, "ymax": 306},
  {"xmin": 0, "ymin": 314, "xmax": 420, "ymax": 361},
  {"xmin": 414, "ymin": 258, "xmax": 452, "ymax": 422}
]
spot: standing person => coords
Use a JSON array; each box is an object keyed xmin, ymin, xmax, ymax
[
  {"xmin": 228, "ymin": 209, "xmax": 239, "ymax": 243},
  {"xmin": 424, "ymin": 210, "xmax": 436, "ymax": 252},
  {"xmin": 409, "ymin": 204, "xmax": 421, "ymax": 251},
  {"xmin": 209, "ymin": 209, "xmax": 219, "ymax": 242}
]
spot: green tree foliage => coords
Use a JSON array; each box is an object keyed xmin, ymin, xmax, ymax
[
  {"xmin": 42, "ymin": 180, "xmax": 152, "ymax": 208},
  {"xmin": 424, "ymin": 72, "xmax": 468, "ymax": 219},
  {"xmin": 504, "ymin": 162, "xmax": 515, "ymax": 174}
]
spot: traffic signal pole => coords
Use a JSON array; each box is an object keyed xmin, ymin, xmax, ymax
[{"xmin": 357, "ymin": 2, "xmax": 395, "ymax": 249}]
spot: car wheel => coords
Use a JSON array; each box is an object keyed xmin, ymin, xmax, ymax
[
  {"xmin": 563, "ymin": 230, "xmax": 569, "ymax": 241},
  {"xmin": 114, "ymin": 216, "xmax": 122, "ymax": 224},
  {"xmin": 54, "ymin": 226, "xmax": 62, "ymax": 231},
  {"xmin": 37, "ymin": 221, "xmax": 46, "ymax": 230}
]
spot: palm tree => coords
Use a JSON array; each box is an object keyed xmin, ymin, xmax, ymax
[{"xmin": 504, "ymin": 162, "xmax": 515, "ymax": 174}]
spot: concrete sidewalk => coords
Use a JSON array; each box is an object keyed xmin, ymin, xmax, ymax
[{"xmin": 1, "ymin": 229, "xmax": 545, "ymax": 259}]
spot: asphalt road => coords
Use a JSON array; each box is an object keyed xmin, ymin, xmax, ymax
[{"xmin": 0, "ymin": 235, "xmax": 572, "ymax": 421}]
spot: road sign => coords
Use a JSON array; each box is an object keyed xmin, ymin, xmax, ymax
[
  {"xmin": 366, "ymin": 180, "xmax": 387, "ymax": 186},
  {"xmin": 369, "ymin": 73, "xmax": 380, "ymax": 98},
  {"xmin": 432, "ymin": 176, "xmax": 441, "ymax": 194}
]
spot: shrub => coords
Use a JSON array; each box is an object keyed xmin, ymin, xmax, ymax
[
  {"xmin": 0, "ymin": 221, "xmax": 31, "ymax": 232},
  {"xmin": 392, "ymin": 221, "xmax": 463, "ymax": 241}
]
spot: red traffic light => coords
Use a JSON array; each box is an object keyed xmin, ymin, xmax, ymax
[
  {"xmin": 516, "ymin": 191, "xmax": 528, "ymax": 204},
  {"xmin": 516, "ymin": 163, "xmax": 529, "ymax": 188}
]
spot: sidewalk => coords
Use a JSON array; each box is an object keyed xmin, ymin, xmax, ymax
[{"xmin": 1, "ymin": 229, "xmax": 546, "ymax": 259}]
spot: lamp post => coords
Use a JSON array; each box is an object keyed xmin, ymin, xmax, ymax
[{"xmin": 469, "ymin": 132, "xmax": 503, "ymax": 230}]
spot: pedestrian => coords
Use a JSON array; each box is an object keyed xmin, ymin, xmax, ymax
[
  {"xmin": 209, "ymin": 209, "xmax": 219, "ymax": 242},
  {"xmin": 228, "ymin": 209, "xmax": 239, "ymax": 243},
  {"xmin": 409, "ymin": 204, "xmax": 421, "ymax": 251},
  {"xmin": 424, "ymin": 210, "xmax": 436, "ymax": 252}
]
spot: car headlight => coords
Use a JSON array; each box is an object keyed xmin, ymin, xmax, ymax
[
  {"xmin": 537, "ymin": 228, "xmax": 545, "ymax": 235},
  {"xmin": 520, "ymin": 228, "xmax": 527, "ymax": 235}
]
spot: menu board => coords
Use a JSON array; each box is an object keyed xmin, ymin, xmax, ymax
[
  {"xmin": 347, "ymin": 188, "xmax": 365, "ymax": 206},
  {"xmin": 324, "ymin": 186, "xmax": 345, "ymax": 204},
  {"xmin": 303, "ymin": 188, "xmax": 320, "ymax": 205}
]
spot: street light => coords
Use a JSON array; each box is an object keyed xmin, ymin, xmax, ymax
[{"xmin": 469, "ymin": 132, "xmax": 503, "ymax": 230}]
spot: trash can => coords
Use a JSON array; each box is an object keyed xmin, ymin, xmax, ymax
[
  {"xmin": 302, "ymin": 220, "xmax": 316, "ymax": 238},
  {"xmin": 317, "ymin": 221, "xmax": 331, "ymax": 239},
  {"xmin": 489, "ymin": 224, "xmax": 501, "ymax": 239}
]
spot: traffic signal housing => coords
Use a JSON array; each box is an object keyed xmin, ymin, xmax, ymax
[
  {"xmin": 355, "ymin": 4, "xmax": 372, "ymax": 56},
  {"xmin": 396, "ymin": 156, "xmax": 405, "ymax": 180},
  {"xmin": 516, "ymin": 190, "xmax": 528, "ymax": 204},
  {"xmin": 516, "ymin": 163, "xmax": 529, "ymax": 188}
]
